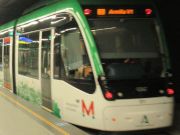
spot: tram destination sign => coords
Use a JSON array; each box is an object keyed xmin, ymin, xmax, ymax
[{"xmin": 83, "ymin": 5, "xmax": 155, "ymax": 18}]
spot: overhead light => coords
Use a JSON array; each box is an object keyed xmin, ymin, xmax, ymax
[
  {"xmin": 39, "ymin": 15, "xmax": 56, "ymax": 22},
  {"xmin": 51, "ymin": 17, "xmax": 66, "ymax": 25},
  {"xmin": 20, "ymin": 21, "xmax": 39, "ymax": 28}
]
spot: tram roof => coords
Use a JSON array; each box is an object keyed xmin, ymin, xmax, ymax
[
  {"xmin": 24, "ymin": 0, "xmax": 155, "ymax": 15},
  {"xmin": 0, "ymin": 21, "xmax": 15, "ymax": 32},
  {"xmin": 0, "ymin": 0, "xmax": 155, "ymax": 32}
]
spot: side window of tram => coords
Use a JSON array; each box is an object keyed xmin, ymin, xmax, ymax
[
  {"xmin": 54, "ymin": 33, "xmax": 62, "ymax": 79},
  {"xmin": 60, "ymin": 22, "xmax": 93, "ymax": 81},
  {"xmin": 18, "ymin": 32, "xmax": 39, "ymax": 78},
  {"xmin": 52, "ymin": 13, "xmax": 95, "ymax": 93}
]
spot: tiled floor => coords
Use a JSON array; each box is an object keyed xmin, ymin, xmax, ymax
[{"xmin": 0, "ymin": 89, "xmax": 87, "ymax": 135}]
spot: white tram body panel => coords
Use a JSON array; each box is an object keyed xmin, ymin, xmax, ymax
[
  {"xmin": 52, "ymin": 79, "xmax": 174, "ymax": 131},
  {"xmin": 103, "ymin": 97, "xmax": 173, "ymax": 131},
  {"xmin": 51, "ymin": 80, "xmax": 104, "ymax": 129}
]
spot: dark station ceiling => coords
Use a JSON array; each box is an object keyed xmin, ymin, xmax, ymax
[
  {"xmin": 0, "ymin": 0, "xmax": 37, "ymax": 24},
  {"xmin": 0, "ymin": 0, "xmax": 179, "ymax": 24}
]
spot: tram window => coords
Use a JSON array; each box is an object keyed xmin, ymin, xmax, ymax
[
  {"xmin": 0, "ymin": 39, "xmax": 2, "ymax": 71},
  {"xmin": 42, "ymin": 31, "xmax": 51, "ymax": 76},
  {"xmin": 53, "ymin": 14, "xmax": 95, "ymax": 93},
  {"xmin": 61, "ymin": 25, "xmax": 92, "ymax": 80},
  {"xmin": 54, "ymin": 32, "xmax": 63, "ymax": 79},
  {"xmin": 18, "ymin": 32, "xmax": 39, "ymax": 79}
]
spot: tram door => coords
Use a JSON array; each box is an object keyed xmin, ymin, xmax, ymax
[
  {"xmin": 41, "ymin": 30, "xmax": 52, "ymax": 110},
  {"xmin": 3, "ymin": 37, "xmax": 12, "ymax": 91}
]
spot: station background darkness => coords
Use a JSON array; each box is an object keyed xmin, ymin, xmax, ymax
[
  {"xmin": 0, "ymin": 0, "xmax": 180, "ymax": 101},
  {"xmin": 155, "ymin": 0, "xmax": 180, "ymax": 102}
]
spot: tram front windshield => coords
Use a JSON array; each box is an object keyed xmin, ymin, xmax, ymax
[{"xmin": 89, "ymin": 18, "xmax": 164, "ymax": 80}]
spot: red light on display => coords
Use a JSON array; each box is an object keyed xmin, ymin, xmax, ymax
[
  {"xmin": 105, "ymin": 91, "xmax": 113, "ymax": 99},
  {"xmin": 167, "ymin": 88, "xmax": 175, "ymax": 95},
  {"xmin": 84, "ymin": 9, "xmax": 92, "ymax": 15},
  {"xmin": 145, "ymin": 8, "xmax": 152, "ymax": 15}
]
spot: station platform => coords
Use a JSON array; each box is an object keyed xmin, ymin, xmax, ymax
[
  {"xmin": 0, "ymin": 88, "xmax": 88, "ymax": 135},
  {"xmin": 1, "ymin": 87, "xmax": 180, "ymax": 135}
]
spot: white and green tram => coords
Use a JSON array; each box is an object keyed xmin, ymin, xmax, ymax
[{"xmin": 0, "ymin": 0, "xmax": 174, "ymax": 132}]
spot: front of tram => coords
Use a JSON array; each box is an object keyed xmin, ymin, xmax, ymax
[{"xmin": 83, "ymin": 2, "xmax": 174, "ymax": 131}]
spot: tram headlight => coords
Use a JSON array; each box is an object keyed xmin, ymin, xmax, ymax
[
  {"xmin": 117, "ymin": 92, "xmax": 124, "ymax": 97},
  {"xmin": 98, "ymin": 76, "xmax": 116, "ymax": 100},
  {"xmin": 166, "ymin": 88, "xmax": 175, "ymax": 96},
  {"xmin": 104, "ymin": 90, "xmax": 114, "ymax": 100}
]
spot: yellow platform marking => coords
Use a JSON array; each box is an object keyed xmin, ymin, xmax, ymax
[{"xmin": 0, "ymin": 91, "xmax": 69, "ymax": 135}]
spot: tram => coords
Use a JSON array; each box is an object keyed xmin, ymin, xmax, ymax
[{"xmin": 0, "ymin": 0, "xmax": 174, "ymax": 131}]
